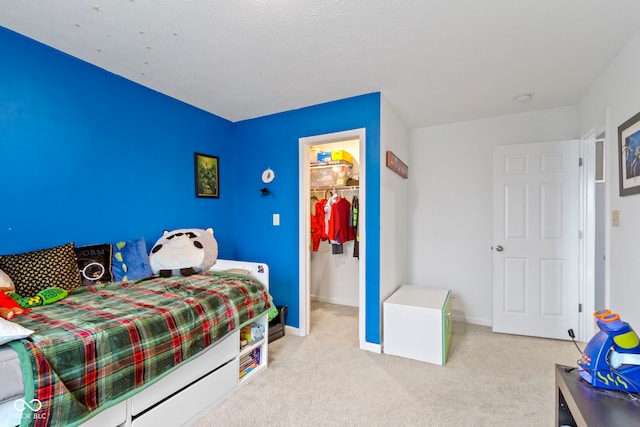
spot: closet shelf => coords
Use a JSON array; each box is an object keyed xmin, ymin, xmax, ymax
[
  {"xmin": 310, "ymin": 185, "xmax": 359, "ymax": 192},
  {"xmin": 310, "ymin": 160, "xmax": 353, "ymax": 169}
]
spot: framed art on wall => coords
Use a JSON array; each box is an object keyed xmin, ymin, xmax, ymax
[
  {"xmin": 618, "ymin": 112, "xmax": 640, "ymax": 196},
  {"xmin": 194, "ymin": 152, "xmax": 219, "ymax": 198}
]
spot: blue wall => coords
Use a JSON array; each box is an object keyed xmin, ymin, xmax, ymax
[
  {"xmin": 0, "ymin": 27, "xmax": 236, "ymax": 256},
  {"xmin": 232, "ymin": 94, "xmax": 381, "ymax": 343},
  {"xmin": 0, "ymin": 27, "xmax": 382, "ymax": 345}
]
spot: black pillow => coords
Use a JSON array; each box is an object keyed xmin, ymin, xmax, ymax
[{"xmin": 75, "ymin": 244, "xmax": 113, "ymax": 286}]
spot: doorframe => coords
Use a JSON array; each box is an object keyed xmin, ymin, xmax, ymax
[
  {"xmin": 579, "ymin": 136, "xmax": 596, "ymax": 342},
  {"xmin": 298, "ymin": 128, "xmax": 366, "ymax": 343},
  {"xmin": 579, "ymin": 123, "xmax": 607, "ymax": 342}
]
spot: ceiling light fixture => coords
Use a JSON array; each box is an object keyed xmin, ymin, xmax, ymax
[{"xmin": 514, "ymin": 94, "xmax": 533, "ymax": 103}]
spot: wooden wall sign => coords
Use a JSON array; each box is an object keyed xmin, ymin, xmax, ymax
[{"xmin": 386, "ymin": 151, "xmax": 408, "ymax": 179}]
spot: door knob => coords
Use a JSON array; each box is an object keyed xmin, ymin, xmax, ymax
[{"xmin": 495, "ymin": 245, "xmax": 504, "ymax": 252}]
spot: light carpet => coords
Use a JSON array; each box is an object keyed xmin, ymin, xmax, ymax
[{"xmin": 193, "ymin": 301, "xmax": 580, "ymax": 426}]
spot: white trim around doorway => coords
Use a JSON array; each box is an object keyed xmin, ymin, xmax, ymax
[{"xmin": 299, "ymin": 128, "xmax": 366, "ymax": 347}]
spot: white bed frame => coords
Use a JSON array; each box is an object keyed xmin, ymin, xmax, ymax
[{"xmin": 8, "ymin": 259, "xmax": 270, "ymax": 427}]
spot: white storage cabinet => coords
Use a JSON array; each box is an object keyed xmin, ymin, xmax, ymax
[{"xmin": 383, "ymin": 286, "xmax": 452, "ymax": 365}]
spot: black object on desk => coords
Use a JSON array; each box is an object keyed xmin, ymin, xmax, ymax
[{"xmin": 555, "ymin": 364, "xmax": 640, "ymax": 426}]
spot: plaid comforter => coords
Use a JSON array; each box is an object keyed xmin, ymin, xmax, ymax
[{"xmin": 8, "ymin": 271, "xmax": 271, "ymax": 427}]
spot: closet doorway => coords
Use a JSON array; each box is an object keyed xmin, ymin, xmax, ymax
[{"xmin": 299, "ymin": 129, "xmax": 366, "ymax": 345}]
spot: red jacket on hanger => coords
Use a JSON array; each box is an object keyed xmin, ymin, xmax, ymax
[
  {"xmin": 315, "ymin": 199, "xmax": 328, "ymax": 241},
  {"xmin": 311, "ymin": 214, "xmax": 322, "ymax": 251},
  {"xmin": 328, "ymin": 197, "xmax": 355, "ymax": 244}
]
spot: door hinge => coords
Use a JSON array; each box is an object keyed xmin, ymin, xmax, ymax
[
  {"xmin": 579, "ymin": 230, "xmax": 583, "ymax": 239},
  {"xmin": 579, "ymin": 157, "xmax": 583, "ymax": 167},
  {"xmin": 578, "ymin": 303, "xmax": 583, "ymax": 313}
]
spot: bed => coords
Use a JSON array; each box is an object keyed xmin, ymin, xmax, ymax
[{"xmin": 0, "ymin": 259, "xmax": 272, "ymax": 427}]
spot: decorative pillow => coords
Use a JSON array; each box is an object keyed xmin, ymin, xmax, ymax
[
  {"xmin": 149, "ymin": 228, "xmax": 218, "ymax": 277},
  {"xmin": 0, "ymin": 317, "xmax": 34, "ymax": 345},
  {"xmin": 111, "ymin": 238, "xmax": 153, "ymax": 282},
  {"xmin": 0, "ymin": 242, "xmax": 82, "ymax": 299},
  {"xmin": 75, "ymin": 244, "xmax": 113, "ymax": 286},
  {"xmin": 0, "ymin": 268, "xmax": 15, "ymax": 292}
]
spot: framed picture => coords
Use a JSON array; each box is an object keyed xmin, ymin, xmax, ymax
[
  {"xmin": 194, "ymin": 152, "xmax": 219, "ymax": 198},
  {"xmin": 618, "ymin": 112, "xmax": 640, "ymax": 196}
]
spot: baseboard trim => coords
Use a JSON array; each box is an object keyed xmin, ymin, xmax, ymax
[
  {"xmin": 453, "ymin": 314, "xmax": 491, "ymax": 327},
  {"xmin": 284, "ymin": 325, "xmax": 302, "ymax": 336},
  {"xmin": 360, "ymin": 340, "xmax": 381, "ymax": 353}
]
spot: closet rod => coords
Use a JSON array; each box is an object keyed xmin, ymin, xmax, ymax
[{"xmin": 310, "ymin": 185, "xmax": 359, "ymax": 192}]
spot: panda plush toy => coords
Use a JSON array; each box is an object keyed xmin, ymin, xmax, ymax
[{"xmin": 149, "ymin": 228, "xmax": 218, "ymax": 277}]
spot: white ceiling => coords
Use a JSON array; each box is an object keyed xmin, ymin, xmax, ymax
[{"xmin": 2, "ymin": 0, "xmax": 640, "ymax": 129}]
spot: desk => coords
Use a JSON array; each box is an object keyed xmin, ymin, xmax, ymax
[{"xmin": 555, "ymin": 364, "xmax": 640, "ymax": 426}]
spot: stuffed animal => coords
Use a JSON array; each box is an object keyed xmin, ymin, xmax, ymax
[
  {"xmin": 0, "ymin": 292, "xmax": 27, "ymax": 320},
  {"xmin": 149, "ymin": 228, "xmax": 218, "ymax": 277}
]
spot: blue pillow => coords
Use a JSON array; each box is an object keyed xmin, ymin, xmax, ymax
[{"xmin": 111, "ymin": 238, "xmax": 153, "ymax": 281}]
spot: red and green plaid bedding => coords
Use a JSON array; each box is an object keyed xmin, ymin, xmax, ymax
[{"xmin": 8, "ymin": 271, "xmax": 271, "ymax": 427}]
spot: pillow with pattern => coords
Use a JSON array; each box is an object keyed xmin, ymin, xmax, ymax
[
  {"xmin": 75, "ymin": 243, "xmax": 113, "ymax": 286},
  {"xmin": 0, "ymin": 242, "xmax": 82, "ymax": 298},
  {"xmin": 111, "ymin": 238, "xmax": 153, "ymax": 282}
]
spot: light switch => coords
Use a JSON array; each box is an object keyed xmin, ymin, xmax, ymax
[
  {"xmin": 273, "ymin": 213, "xmax": 280, "ymax": 226},
  {"xmin": 612, "ymin": 210, "xmax": 620, "ymax": 227}
]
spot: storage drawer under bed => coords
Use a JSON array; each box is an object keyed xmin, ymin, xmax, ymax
[
  {"xmin": 131, "ymin": 358, "xmax": 238, "ymax": 427},
  {"xmin": 131, "ymin": 330, "xmax": 239, "ymax": 416}
]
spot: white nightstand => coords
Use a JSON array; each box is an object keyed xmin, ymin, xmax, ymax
[{"xmin": 383, "ymin": 285, "xmax": 452, "ymax": 365}]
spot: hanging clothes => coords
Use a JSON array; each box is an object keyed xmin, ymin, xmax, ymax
[
  {"xmin": 315, "ymin": 198, "xmax": 328, "ymax": 241},
  {"xmin": 310, "ymin": 196, "xmax": 321, "ymax": 252},
  {"xmin": 311, "ymin": 197, "xmax": 328, "ymax": 252},
  {"xmin": 325, "ymin": 193, "xmax": 339, "ymax": 239},
  {"xmin": 352, "ymin": 195, "xmax": 359, "ymax": 258},
  {"xmin": 351, "ymin": 195, "xmax": 358, "ymax": 227},
  {"xmin": 325, "ymin": 194, "xmax": 342, "ymax": 254},
  {"xmin": 328, "ymin": 196, "xmax": 355, "ymax": 255},
  {"xmin": 311, "ymin": 215, "xmax": 322, "ymax": 252}
]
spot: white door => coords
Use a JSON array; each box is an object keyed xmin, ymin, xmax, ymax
[{"xmin": 492, "ymin": 140, "xmax": 580, "ymax": 340}]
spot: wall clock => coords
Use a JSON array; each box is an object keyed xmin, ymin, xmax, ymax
[{"xmin": 261, "ymin": 168, "xmax": 275, "ymax": 184}]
